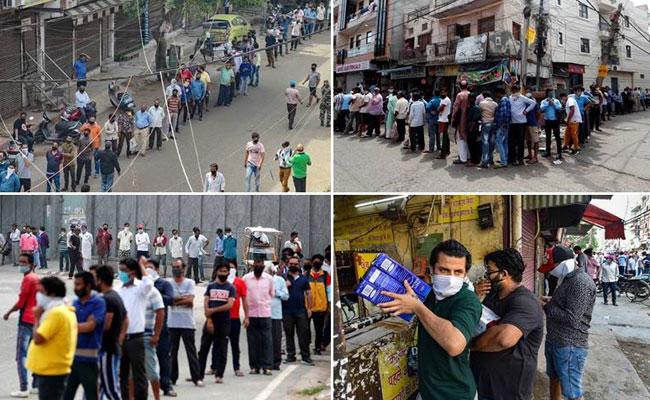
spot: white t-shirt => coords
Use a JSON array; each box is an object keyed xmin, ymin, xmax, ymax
[
  {"xmin": 185, "ymin": 235, "xmax": 208, "ymax": 258},
  {"xmin": 135, "ymin": 232, "xmax": 151, "ymax": 252},
  {"xmin": 566, "ymin": 96, "xmax": 583, "ymax": 123},
  {"xmin": 395, "ymin": 98, "xmax": 409, "ymax": 119},
  {"xmin": 204, "ymin": 172, "xmax": 225, "ymax": 192},
  {"xmin": 169, "ymin": 236, "xmax": 184, "ymax": 259},
  {"xmin": 360, "ymin": 93, "xmax": 372, "ymax": 113},
  {"xmin": 118, "ymin": 230, "xmax": 133, "ymax": 251},
  {"xmin": 438, "ymin": 97, "xmax": 452, "ymax": 123},
  {"xmin": 116, "ymin": 276, "xmax": 154, "ymax": 334}
]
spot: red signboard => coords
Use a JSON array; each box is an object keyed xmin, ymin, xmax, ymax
[{"xmin": 567, "ymin": 64, "xmax": 585, "ymax": 74}]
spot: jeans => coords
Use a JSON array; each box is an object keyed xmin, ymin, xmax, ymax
[
  {"xmin": 198, "ymin": 319, "xmax": 230, "ymax": 378},
  {"xmin": 603, "ymin": 281, "xmax": 617, "ymax": 304},
  {"xmin": 495, "ymin": 126, "xmax": 509, "ymax": 164},
  {"xmin": 120, "ymin": 334, "xmax": 147, "ymax": 400},
  {"xmin": 245, "ymin": 164, "xmax": 261, "ymax": 192},
  {"xmin": 19, "ymin": 178, "xmax": 31, "ymax": 192},
  {"xmin": 154, "ymin": 254, "xmax": 167, "ymax": 277},
  {"xmin": 230, "ymin": 318, "xmax": 242, "ymax": 371},
  {"xmin": 17, "ymin": 321, "xmax": 36, "ymax": 391},
  {"xmin": 239, "ymin": 75, "xmax": 250, "ymax": 95},
  {"xmin": 169, "ymin": 328, "xmax": 201, "ymax": 384},
  {"xmin": 480, "ymin": 123, "xmax": 495, "ymax": 165},
  {"xmin": 247, "ymin": 317, "xmax": 273, "ymax": 370},
  {"xmin": 311, "ymin": 311, "xmax": 327, "ymax": 350},
  {"xmin": 94, "ymin": 149, "xmax": 101, "ymax": 175},
  {"xmin": 63, "ymin": 164, "xmax": 76, "ymax": 191},
  {"xmin": 63, "ymin": 360, "xmax": 98, "ymax": 400},
  {"xmin": 198, "ymin": 254, "xmax": 205, "ymax": 281},
  {"xmin": 101, "ymin": 173, "xmax": 114, "ymax": 192},
  {"xmin": 39, "ymin": 249, "xmax": 48, "ymax": 269},
  {"xmin": 344, "ymin": 111, "xmax": 359, "ymax": 134},
  {"xmin": 428, "ymin": 118, "xmax": 440, "ymax": 151},
  {"xmin": 545, "ymin": 341, "xmax": 588, "ymax": 399},
  {"xmin": 191, "ymin": 98, "xmax": 204, "ymax": 120},
  {"xmin": 136, "ymin": 250, "xmax": 149, "ymax": 261},
  {"xmin": 35, "ymin": 374, "xmax": 68, "ymax": 400},
  {"xmin": 287, "ymin": 103, "xmax": 298, "ymax": 129},
  {"xmin": 98, "ymin": 351, "xmax": 121, "ymax": 400},
  {"xmin": 409, "ymin": 125, "xmax": 425, "ymax": 151},
  {"xmin": 216, "ymin": 84, "xmax": 231, "ymax": 106},
  {"xmin": 156, "ymin": 327, "xmax": 173, "ymax": 393},
  {"xmin": 76, "ymin": 158, "xmax": 92, "ymax": 185},
  {"xmin": 272, "ymin": 319, "xmax": 283, "ymax": 369},
  {"xmin": 46, "ymin": 172, "xmax": 60, "ymax": 192},
  {"xmin": 59, "ymin": 250, "xmax": 69, "ymax": 272},
  {"xmin": 168, "ymin": 113, "xmax": 179, "ymax": 135},
  {"xmin": 544, "ymin": 119, "xmax": 562, "ymax": 159},
  {"xmin": 293, "ymin": 176, "xmax": 306, "ymax": 192},
  {"xmin": 252, "ymin": 65, "xmax": 260, "ymax": 86},
  {"xmin": 283, "ymin": 313, "xmax": 310, "ymax": 360},
  {"xmin": 508, "ymin": 123, "xmax": 526, "ymax": 164}
]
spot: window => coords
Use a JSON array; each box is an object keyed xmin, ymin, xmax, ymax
[
  {"xmin": 512, "ymin": 22, "xmax": 521, "ymax": 41},
  {"xmin": 422, "ymin": 23, "xmax": 428, "ymax": 31},
  {"xmin": 408, "ymin": 27, "xmax": 414, "ymax": 36},
  {"xmin": 478, "ymin": 16, "xmax": 495, "ymax": 34},
  {"xmin": 624, "ymin": 16, "xmax": 630, "ymax": 28},
  {"xmin": 641, "ymin": 74, "xmax": 645, "ymax": 79},
  {"xmin": 579, "ymin": 3, "xmax": 588, "ymax": 19},
  {"xmin": 580, "ymin": 38, "xmax": 590, "ymax": 53},
  {"xmin": 418, "ymin": 33, "xmax": 431, "ymax": 48},
  {"xmin": 456, "ymin": 23, "xmax": 470, "ymax": 38},
  {"xmin": 366, "ymin": 31, "xmax": 373, "ymax": 44},
  {"xmin": 558, "ymin": 32, "xmax": 564, "ymax": 46},
  {"xmin": 626, "ymin": 45, "xmax": 632, "ymax": 58},
  {"xmin": 557, "ymin": 0, "xmax": 561, "ymax": 5},
  {"xmin": 349, "ymin": 37, "xmax": 355, "ymax": 49}
]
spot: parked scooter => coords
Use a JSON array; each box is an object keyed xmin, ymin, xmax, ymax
[
  {"xmin": 34, "ymin": 111, "xmax": 82, "ymax": 144},
  {"xmin": 108, "ymin": 81, "xmax": 135, "ymax": 111}
]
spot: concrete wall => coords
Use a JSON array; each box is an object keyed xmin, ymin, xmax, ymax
[{"xmin": 0, "ymin": 195, "xmax": 331, "ymax": 261}]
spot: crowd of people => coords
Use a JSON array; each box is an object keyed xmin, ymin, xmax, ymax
[
  {"xmin": 334, "ymin": 81, "xmax": 650, "ymax": 169},
  {"xmin": 378, "ymin": 239, "xmax": 599, "ymax": 400},
  {"xmin": 1, "ymin": 221, "xmax": 331, "ymax": 400}
]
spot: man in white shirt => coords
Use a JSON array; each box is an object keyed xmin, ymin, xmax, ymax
[
  {"xmin": 75, "ymin": 86, "xmax": 91, "ymax": 109},
  {"xmin": 116, "ymin": 257, "xmax": 154, "ymax": 398},
  {"xmin": 316, "ymin": 3, "xmax": 326, "ymax": 31},
  {"xmin": 203, "ymin": 163, "xmax": 225, "ymax": 192},
  {"xmin": 80, "ymin": 224, "xmax": 93, "ymax": 271},
  {"xmin": 437, "ymin": 88, "xmax": 452, "ymax": 159},
  {"xmin": 117, "ymin": 223, "xmax": 134, "ymax": 259},
  {"xmin": 408, "ymin": 91, "xmax": 427, "ymax": 152},
  {"xmin": 135, "ymin": 224, "xmax": 151, "ymax": 260},
  {"xmin": 283, "ymin": 231, "xmax": 303, "ymax": 257},
  {"xmin": 168, "ymin": 229, "xmax": 184, "ymax": 261},
  {"xmin": 9, "ymin": 223, "xmax": 21, "ymax": 266},
  {"xmin": 148, "ymin": 99, "xmax": 166, "ymax": 151},
  {"xmin": 599, "ymin": 256, "xmax": 618, "ymax": 306},
  {"xmin": 394, "ymin": 91, "xmax": 409, "ymax": 143},
  {"xmin": 560, "ymin": 92, "xmax": 582, "ymax": 154},
  {"xmin": 185, "ymin": 227, "xmax": 209, "ymax": 284}
]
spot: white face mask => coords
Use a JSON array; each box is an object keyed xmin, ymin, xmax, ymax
[
  {"xmin": 145, "ymin": 268, "xmax": 159, "ymax": 281},
  {"xmin": 550, "ymin": 259, "xmax": 576, "ymax": 284},
  {"xmin": 36, "ymin": 292, "xmax": 53, "ymax": 308},
  {"xmin": 431, "ymin": 274, "xmax": 465, "ymax": 301}
]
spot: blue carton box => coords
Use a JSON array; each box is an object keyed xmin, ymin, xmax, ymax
[
  {"xmin": 364, "ymin": 266, "xmax": 407, "ymax": 294},
  {"xmin": 371, "ymin": 253, "xmax": 431, "ymax": 301},
  {"xmin": 355, "ymin": 279, "xmax": 416, "ymax": 322}
]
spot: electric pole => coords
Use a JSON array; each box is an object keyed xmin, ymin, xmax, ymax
[
  {"xmin": 534, "ymin": 0, "xmax": 547, "ymax": 90},
  {"xmin": 598, "ymin": 3, "xmax": 623, "ymax": 87},
  {"xmin": 521, "ymin": 0, "xmax": 532, "ymax": 90}
]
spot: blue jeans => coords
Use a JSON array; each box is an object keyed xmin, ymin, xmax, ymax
[
  {"xmin": 495, "ymin": 126, "xmax": 509, "ymax": 165},
  {"xmin": 17, "ymin": 322, "xmax": 37, "ymax": 391},
  {"xmin": 245, "ymin": 164, "xmax": 261, "ymax": 192},
  {"xmin": 427, "ymin": 117, "xmax": 439, "ymax": 151},
  {"xmin": 101, "ymin": 173, "xmax": 114, "ymax": 192},
  {"xmin": 239, "ymin": 75, "xmax": 250, "ymax": 95},
  {"xmin": 198, "ymin": 254, "xmax": 205, "ymax": 280},
  {"xmin": 94, "ymin": 149, "xmax": 101, "ymax": 175},
  {"xmin": 545, "ymin": 341, "xmax": 588, "ymax": 399},
  {"xmin": 59, "ymin": 250, "xmax": 69, "ymax": 271},
  {"xmin": 252, "ymin": 66, "xmax": 260, "ymax": 86},
  {"xmin": 34, "ymin": 250, "xmax": 41, "ymax": 268},
  {"xmin": 481, "ymin": 123, "xmax": 496, "ymax": 165},
  {"xmin": 46, "ymin": 172, "xmax": 60, "ymax": 192},
  {"xmin": 216, "ymin": 84, "xmax": 232, "ymax": 106}
]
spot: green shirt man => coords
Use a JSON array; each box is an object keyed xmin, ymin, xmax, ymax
[
  {"xmin": 219, "ymin": 66, "xmax": 234, "ymax": 86},
  {"xmin": 380, "ymin": 239, "xmax": 482, "ymax": 400},
  {"xmin": 289, "ymin": 152, "xmax": 311, "ymax": 179}
]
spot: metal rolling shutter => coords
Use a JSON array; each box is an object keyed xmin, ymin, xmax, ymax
[
  {"xmin": 114, "ymin": 9, "xmax": 141, "ymax": 55},
  {"xmin": 0, "ymin": 15, "xmax": 23, "ymax": 117},
  {"xmin": 45, "ymin": 18, "xmax": 74, "ymax": 81},
  {"xmin": 76, "ymin": 18, "xmax": 101, "ymax": 70},
  {"xmin": 521, "ymin": 210, "xmax": 537, "ymax": 292}
]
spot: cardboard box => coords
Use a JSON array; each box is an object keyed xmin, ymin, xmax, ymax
[{"xmin": 372, "ymin": 253, "xmax": 431, "ymax": 300}]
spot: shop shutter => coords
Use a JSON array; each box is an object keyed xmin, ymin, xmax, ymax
[
  {"xmin": 45, "ymin": 18, "xmax": 74, "ymax": 81},
  {"xmin": 114, "ymin": 9, "xmax": 141, "ymax": 56},
  {"xmin": 521, "ymin": 210, "xmax": 537, "ymax": 292},
  {"xmin": 76, "ymin": 18, "xmax": 101, "ymax": 71},
  {"xmin": 0, "ymin": 15, "xmax": 24, "ymax": 117}
]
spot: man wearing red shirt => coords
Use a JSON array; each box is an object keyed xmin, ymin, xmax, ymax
[
  {"xmin": 179, "ymin": 64, "xmax": 193, "ymax": 84},
  {"xmin": 96, "ymin": 224, "xmax": 113, "ymax": 265},
  {"xmin": 3, "ymin": 253, "xmax": 40, "ymax": 397},
  {"xmin": 228, "ymin": 260, "xmax": 249, "ymax": 377}
]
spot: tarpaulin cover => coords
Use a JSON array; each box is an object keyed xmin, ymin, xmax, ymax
[{"xmin": 582, "ymin": 203, "xmax": 626, "ymax": 240}]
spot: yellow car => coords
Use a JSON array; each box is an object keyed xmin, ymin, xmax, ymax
[{"xmin": 203, "ymin": 14, "xmax": 252, "ymax": 45}]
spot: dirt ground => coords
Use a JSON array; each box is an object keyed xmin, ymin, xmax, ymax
[{"xmin": 619, "ymin": 339, "xmax": 650, "ymax": 392}]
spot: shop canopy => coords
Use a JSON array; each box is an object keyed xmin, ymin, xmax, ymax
[{"xmin": 581, "ymin": 203, "xmax": 626, "ymax": 240}]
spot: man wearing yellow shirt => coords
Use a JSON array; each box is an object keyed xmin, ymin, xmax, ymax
[
  {"xmin": 26, "ymin": 276, "xmax": 77, "ymax": 400},
  {"xmin": 198, "ymin": 66, "xmax": 211, "ymax": 114}
]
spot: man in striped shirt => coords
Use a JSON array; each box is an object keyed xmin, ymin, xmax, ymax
[
  {"xmin": 274, "ymin": 141, "xmax": 293, "ymax": 192},
  {"xmin": 167, "ymin": 89, "xmax": 181, "ymax": 137}
]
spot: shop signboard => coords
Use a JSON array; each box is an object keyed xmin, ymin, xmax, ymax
[
  {"xmin": 568, "ymin": 64, "xmax": 585, "ymax": 74},
  {"xmin": 391, "ymin": 67, "xmax": 426, "ymax": 80},
  {"xmin": 336, "ymin": 60, "xmax": 372, "ymax": 74},
  {"xmin": 598, "ymin": 64, "xmax": 608, "ymax": 78},
  {"xmin": 457, "ymin": 63, "xmax": 506, "ymax": 86},
  {"xmin": 455, "ymin": 34, "xmax": 488, "ymax": 64},
  {"xmin": 334, "ymin": 214, "xmax": 394, "ymax": 249},
  {"xmin": 378, "ymin": 335, "xmax": 418, "ymax": 400},
  {"xmin": 440, "ymin": 195, "xmax": 480, "ymax": 223}
]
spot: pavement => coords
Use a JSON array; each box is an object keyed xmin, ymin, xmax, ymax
[
  {"xmin": 0, "ymin": 265, "xmax": 330, "ymax": 400},
  {"xmin": 334, "ymin": 110, "xmax": 650, "ymax": 192},
  {"xmin": 16, "ymin": 29, "xmax": 331, "ymax": 193},
  {"xmin": 532, "ymin": 294, "xmax": 650, "ymax": 399}
]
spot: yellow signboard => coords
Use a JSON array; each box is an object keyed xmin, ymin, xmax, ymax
[
  {"xmin": 334, "ymin": 214, "xmax": 394, "ymax": 249},
  {"xmin": 354, "ymin": 252, "xmax": 377, "ymax": 279},
  {"xmin": 527, "ymin": 27, "xmax": 536, "ymax": 45},
  {"xmin": 440, "ymin": 195, "xmax": 480, "ymax": 223},
  {"xmin": 378, "ymin": 341, "xmax": 418, "ymax": 400},
  {"xmin": 598, "ymin": 64, "xmax": 608, "ymax": 78}
]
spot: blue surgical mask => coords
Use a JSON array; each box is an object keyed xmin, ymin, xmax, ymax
[
  {"xmin": 19, "ymin": 266, "xmax": 30, "ymax": 274},
  {"xmin": 119, "ymin": 271, "xmax": 131, "ymax": 284}
]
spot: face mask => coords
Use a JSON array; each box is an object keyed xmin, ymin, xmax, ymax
[
  {"xmin": 146, "ymin": 268, "xmax": 159, "ymax": 281},
  {"xmin": 253, "ymin": 266, "xmax": 264, "ymax": 276},
  {"xmin": 226, "ymin": 233, "xmax": 231, "ymax": 237},
  {"xmin": 172, "ymin": 269, "xmax": 182, "ymax": 278},
  {"xmin": 289, "ymin": 266, "xmax": 300, "ymax": 274},
  {"xmin": 119, "ymin": 271, "xmax": 131, "ymax": 284},
  {"xmin": 103, "ymin": 227, "xmax": 108, "ymax": 231},
  {"xmin": 253, "ymin": 139, "xmax": 259, "ymax": 144},
  {"xmin": 312, "ymin": 262, "xmax": 322, "ymax": 270},
  {"xmin": 74, "ymin": 288, "xmax": 89, "ymax": 298},
  {"xmin": 550, "ymin": 259, "xmax": 576, "ymax": 283},
  {"xmin": 19, "ymin": 265, "xmax": 31, "ymax": 274},
  {"xmin": 138, "ymin": 229, "xmax": 143, "ymax": 234},
  {"xmin": 431, "ymin": 274, "xmax": 464, "ymax": 301},
  {"xmin": 486, "ymin": 270, "xmax": 505, "ymax": 293},
  {"xmin": 217, "ymin": 274, "xmax": 228, "ymax": 282},
  {"xmin": 36, "ymin": 292, "xmax": 53, "ymax": 308}
]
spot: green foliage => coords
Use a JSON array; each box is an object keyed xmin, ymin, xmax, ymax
[{"xmin": 123, "ymin": 0, "xmax": 266, "ymax": 20}]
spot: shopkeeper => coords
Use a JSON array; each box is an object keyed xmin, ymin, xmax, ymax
[{"xmin": 379, "ymin": 239, "xmax": 481, "ymax": 400}]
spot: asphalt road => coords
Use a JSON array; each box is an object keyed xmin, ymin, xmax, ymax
[
  {"xmin": 334, "ymin": 110, "xmax": 650, "ymax": 192},
  {"xmin": 26, "ymin": 31, "xmax": 331, "ymax": 193},
  {"xmin": 0, "ymin": 265, "xmax": 330, "ymax": 400}
]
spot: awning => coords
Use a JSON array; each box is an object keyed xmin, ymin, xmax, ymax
[
  {"xmin": 582, "ymin": 203, "xmax": 626, "ymax": 240},
  {"xmin": 380, "ymin": 66, "xmax": 412, "ymax": 76},
  {"xmin": 67, "ymin": 0, "xmax": 122, "ymax": 23},
  {"xmin": 523, "ymin": 195, "xmax": 592, "ymax": 210}
]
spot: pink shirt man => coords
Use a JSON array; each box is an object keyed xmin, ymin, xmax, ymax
[
  {"xmin": 246, "ymin": 141, "xmax": 265, "ymax": 168},
  {"xmin": 243, "ymin": 271, "xmax": 275, "ymax": 318},
  {"xmin": 19, "ymin": 233, "xmax": 38, "ymax": 253}
]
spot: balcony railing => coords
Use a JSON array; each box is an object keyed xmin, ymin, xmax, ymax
[
  {"xmin": 348, "ymin": 41, "xmax": 374, "ymax": 57},
  {"xmin": 399, "ymin": 46, "xmax": 429, "ymax": 64},
  {"xmin": 345, "ymin": 7, "xmax": 377, "ymax": 30},
  {"xmin": 433, "ymin": 40, "xmax": 458, "ymax": 57}
]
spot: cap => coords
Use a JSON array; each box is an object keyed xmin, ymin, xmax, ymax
[
  {"xmin": 137, "ymin": 224, "xmax": 144, "ymax": 229},
  {"xmin": 538, "ymin": 246, "xmax": 573, "ymax": 273}
]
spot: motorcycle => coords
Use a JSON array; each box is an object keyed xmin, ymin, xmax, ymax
[
  {"xmin": 34, "ymin": 111, "xmax": 81, "ymax": 144},
  {"xmin": 108, "ymin": 81, "xmax": 135, "ymax": 111}
]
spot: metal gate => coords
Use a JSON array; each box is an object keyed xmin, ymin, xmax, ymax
[
  {"xmin": 114, "ymin": 9, "xmax": 141, "ymax": 56},
  {"xmin": 44, "ymin": 18, "xmax": 74, "ymax": 82},
  {"xmin": 0, "ymin": 15, "xmax": 23, "ymax": 117},
  {"xmin": 521, "ymin": 210, "xmax": 537, "ymax": 292},
  {"xmin": 75, "ymin": 18, "xmax": 101, "ymax": 70}
]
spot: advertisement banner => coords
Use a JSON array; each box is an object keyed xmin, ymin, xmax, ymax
[
  {"xmin": 354, "ymin": 252, "xmax": 378, "ymax": 279},
  {"xmin": 455, "ymin": 34, "xmax": 488, "ymax": 64},
  {"xmin": 440, "ymin": 196, "xmax": 480, "ymax": 223},
  {"xmin": 457, "ymin": 63, "xmax": 505, "ymax": 86},
  {"xmin": 378, "ymin": 336, "xmax": 418, "ymax": 400},
  {"xmin": 334, "ymin": 214, "xmax": 394, "ymax": 249}
]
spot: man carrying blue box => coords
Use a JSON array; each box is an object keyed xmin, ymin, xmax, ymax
[{"xmin": 379, "ymin": 239, "xmax": 482, "ymax": 400}]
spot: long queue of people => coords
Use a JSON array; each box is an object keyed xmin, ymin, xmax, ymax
[
  {"xmin": 334, "ymin": 81, "xmax": 650, "ymax": 169},
  {"xmin": 2, "ymin": 222, "xmax": 332, "ymax": 400}
]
